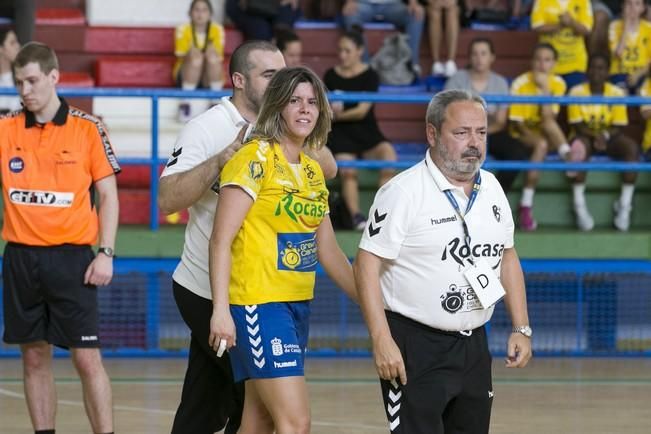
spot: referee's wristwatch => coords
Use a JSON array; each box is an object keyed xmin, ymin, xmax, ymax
[
  {"xmin": 98, "ymin": 247, "xmax": 115, "ymax": 258},
  {"xmin": 512, "ymin": 325, "xmax": 532, "ymax": 338}
]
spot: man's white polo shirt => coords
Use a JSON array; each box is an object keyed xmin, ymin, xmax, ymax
[
  {"xmin": 160, "ymin": 96, "xmax": 252, "ymax": 300},
  {"xmin": 358, "ymin": 150, "xmax": 515, "ymax": 331}
]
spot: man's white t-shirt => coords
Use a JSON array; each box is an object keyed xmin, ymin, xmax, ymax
[
  {"xmin": 0, "ymin": 71, "xmax": 21, "ymax": 112},
  {"xmin": 359, "ymin": 150, "xmax": 515, "ymax": 331},
  {"xmin": 160, "ymin": 96, "xmax": 251, "ymax": 299}
]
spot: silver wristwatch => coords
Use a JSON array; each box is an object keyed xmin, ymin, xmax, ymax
[{"xmin": 512, "ymin": 325, "xmax": 532, "ymax": 338}]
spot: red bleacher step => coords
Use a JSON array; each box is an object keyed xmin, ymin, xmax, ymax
[
  {"xmin": 84, "ymin": 27, "xmax": 243, "ymax": 55},
  {"xmin": 95, "ymin": 55, "xmax": 232, "ymax": 88},
  {"xmin": 35, "ymin": 8, "xmax": 86, "ymax": 25},
  {"xmin": 95, "ymin": 56, "xmax": 175, "ymax": 87},
  {"xmin": 117, "ymin": 165, "xmax": 165, "ymax": 189},
  {"xmin": 118, "ymin": 189, "xmax": 188, "ymax": 225},
  {"xmin": 58, "ymin": 71, "xmax": 94, "ymax": 87},
  {"xmin": 85, "ymin": 27, "xmax": 174, "ymax": 54}
]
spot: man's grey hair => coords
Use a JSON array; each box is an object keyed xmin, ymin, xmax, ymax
[{"xmin": 426, "ymin": 89, "xmax": 487, "ymax": 131}]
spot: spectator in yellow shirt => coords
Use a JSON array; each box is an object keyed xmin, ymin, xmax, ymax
[
  {"xmin": 639, "ymin": 70, "xmax": 651, "ymax": 159},
  {"xmin": 608, "ymin": 0, "xmax": 651, "ymax": 92},
  {"xmin": 174, "ymin": 0, "xmax": 225, "ymax": 122},
  {"xmin": 531, "ymin": 0, "xmax": 593, "ymax": 88},
  {"xmin": 509, "ymin": 43, "xmax": 573, "ymax": 231},
  {"xmin": 567, "ymin": 53, "xmax": 639, "ymax": 231}
]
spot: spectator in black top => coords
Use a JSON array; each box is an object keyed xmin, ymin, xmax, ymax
[
  {"xmin": 325, "ymin": 30, "xmax": 397, "ymax": 230},
  {"xmin": 275, "ymin": 27, "xmax": 302, "ymax": 67},
  {"xmin": 225, "ymin": 0, "xmax": 301, "ymax": 41}
]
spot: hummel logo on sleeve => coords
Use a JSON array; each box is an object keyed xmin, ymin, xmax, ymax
[
  {"xmin": 166, "ymin": 147, "xmax": 183, "ymax": 167},
  {"xmin": 368, "ymin": 209, "xmax": 388, "ymax": 237}
]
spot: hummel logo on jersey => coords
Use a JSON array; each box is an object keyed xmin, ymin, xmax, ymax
[
  {"xmin": 9, "ymin": 188, "xmax": 74, "ymax": 207},
  {"xmin": 431, "ymin": 215, "xmax": 457, "ymax": 225},
  {"xmin": 488, "ymin": 390, "xmax": 494, "ymax": 398},
  {"xmin": 166, "ymin": 147, "xmax": 182, "ymax": 167},
  {"xmin": 368, "ymin": 209, "xmax": 387, "ymax": 237}
]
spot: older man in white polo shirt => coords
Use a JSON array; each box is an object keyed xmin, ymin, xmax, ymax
[{"xmin": 354, "ymin": 89, "xmax": 532, "ymax": 434}]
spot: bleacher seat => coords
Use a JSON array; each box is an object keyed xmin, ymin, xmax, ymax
[
  {"xmin": 119, "ymin": 188, "xmax": 188, "ymax": 225},
  {"xmin": 59, "ymin": 71, "xmax": 95, "ymax": 87},
  {"xmin": 85, "ymin": 27, "xmax": 174, "ymax": 54},
  {"xmin": 35, "ymin": 8, "xmax": 86, "ymax": 26},
  {"xmin": 117, "ymin": 165, "xmax": 163, "ymax": 189},
  {"xmin": 95, "ymin": 56, "xmax": 175, "ymax": 87}
]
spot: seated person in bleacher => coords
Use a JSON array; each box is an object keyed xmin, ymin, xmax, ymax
[
  {"xmin": 567, "ymin": 53, "xmax": 638, "ymax": 231},
  {"xmin": 589, "ymin": 0, "xmax": 621, "ymax": 55},
  {"xmin": 608, "ymin": 0, "xmax": 651, "ymax": 93},
  {"xmin": 427, "ymin": 0, "xmax": 459, "ymax": 77},
  {"xmin": 0, "ymin": 27, "xmax": 20, "ymax": 114},
  {"xmin": 341, "ymin": 0, "xmax": 425, "ymax": 76},
  {"xmin": 275, "ymin": 27, "xmax": 302, "ymax": 67},
  {"xmin": 509, "ymin": 43, "xmax": 573, "ymax": 231},
  {"xmin": 640, "ymin": 70, "xmax": 651, "ymax": 160},
  {"xmin": 324, "ymin": 30, "xmax": 397, "ymax": 230},
  {"xmin": 174, "ymin": 0, "xmax": 225, "ymax": 122},
  {"xmin": 226, "ymin": 0, "xmax": 301, "ymax": 41},
  {"xmin": 444, "ymin": 37, "xmax": 531, "ymax": 193},
  {"xmin": 531, "ymin": 0, "xmax": 593, "ymax": 88}
]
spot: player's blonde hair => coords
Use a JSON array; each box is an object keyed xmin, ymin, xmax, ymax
[{"xmin": 252, "ymin": 66, "xmax": 331, "ymax": 150}]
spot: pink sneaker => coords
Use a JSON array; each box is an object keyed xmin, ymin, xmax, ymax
[{"xmin": 518, "ymin": 206, "xmax": 538, "ymax": 231}]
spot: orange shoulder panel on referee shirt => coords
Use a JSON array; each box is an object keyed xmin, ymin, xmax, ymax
[{"xmin": 0, "ymin": 99, "xmax": 121, "ymax": 246}]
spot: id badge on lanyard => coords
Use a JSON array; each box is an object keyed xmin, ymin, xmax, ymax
[{"xmin": 443, "ymin": 173, "xmax": 505, "ymax": 309}]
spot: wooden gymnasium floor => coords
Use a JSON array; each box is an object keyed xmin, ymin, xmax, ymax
[{"xmin": 0, "ymin": 357, "xmax": 650, "ymax": 433}]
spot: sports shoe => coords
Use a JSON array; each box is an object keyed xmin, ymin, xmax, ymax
[
  {"xmin": 444, "ymin": 60, "xmax": 457, "ymax": 77},
  {"xmin": 574, "ymin": 205, "xmax": 594, "ymax": 231},
  {"xmin": 613, "ymin": 201, "xmax": 632, "ymax": 232},
  {"xmin": 177, "ymin": 102, "xmax": 191, "ymax": 123},
  {"xmin": 352, "ymin": 213, "xmax": 367, "ymax": 231},
  {"xmin": 412, "ymin": 63, "xmax": 422, "ymax": 78},
  {"xmin": 432, "ymin": 61, "xmax": 445, "ymax": 76},
  {"xmin": 566, "ymin": 138, "xmax": 587, "ymax": 177},
  {"xmin": 518, "ymin": 206, "xmax": 538, "ymax": 231}
]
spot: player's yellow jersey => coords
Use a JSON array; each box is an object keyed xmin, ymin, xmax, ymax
[
  {"xmin": 509, "ymin": 71, "xmax": 567, "ymax": 137},
  {"xmin": 531, "ymin": 0, "xmax": 593, "ymax": 74},
  {"xmin": 567, "ymin": 82, "xmax": 628, "ymax": 134},
  {"xmin": 220, "ymin": 139, "xmax": 329, "ymax": 305},
  {"xmin": 608, "ymin": 19, "xmax": 651, "ymax": 76},
  {"xmin": 173, "ymin": 22, "xmax": 225, "ymax": 78},
  {"xmin": 640, "ymin": 77, "xmax": 651, "ymax": 151}
]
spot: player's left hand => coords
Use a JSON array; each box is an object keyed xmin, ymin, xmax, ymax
[
  {"xmin": 505, "ymin": 333, "xmax": 532, "ymax": 368},
  {"xmin": 84, "ymin": 254, "xmax": 113, "ymax": 286}
]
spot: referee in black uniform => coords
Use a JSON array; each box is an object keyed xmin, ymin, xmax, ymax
[{"xmin": 354, "ymin": 89, "xmax": 532, "ymax": 434}]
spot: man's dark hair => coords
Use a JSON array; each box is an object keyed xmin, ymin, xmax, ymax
[
  {"xmin": 229, "ymin": 40, "xmax": 280, "ymax": 79},
  {"xmin": 275, "ymin": 28, "xmax": 300, "ymax": 53},
  {"xmin": 533, "ymin": 42, "xmax": 558, "ymax": 60}
]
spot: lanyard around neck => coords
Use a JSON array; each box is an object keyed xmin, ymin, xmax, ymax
[{"xmin": 442, "ymin": 172, "xmax": 481, "ymax": 253}]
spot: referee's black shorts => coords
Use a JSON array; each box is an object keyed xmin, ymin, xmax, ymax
[
  {"xmin": 2, "ymin": 243, "xmax": 99, "ymax": 348},
  {"xmin": 381, "ymin": 311, "xmax": 493, "ymax": 434}
]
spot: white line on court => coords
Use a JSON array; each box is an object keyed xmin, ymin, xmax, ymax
[
  {"xmin": 0, "ymin": 387, "xmax": 387, "ymax": 431},
  {"xmin": 0, "ymin": 387, "xmax": 175, "ymax": 415}
]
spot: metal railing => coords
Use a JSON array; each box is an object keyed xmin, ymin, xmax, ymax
[{"xmin": 2, "ymin": 87, "xmax": 651, "ymax": 230}]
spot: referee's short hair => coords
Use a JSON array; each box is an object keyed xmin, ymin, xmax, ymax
[
  {"xmin": 13, "ymin": 42, "xmax": 59, "ymax": 75},
  {"xmin": 426, "ymin": 89, "xmax": 487, "ymax": 131}
]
